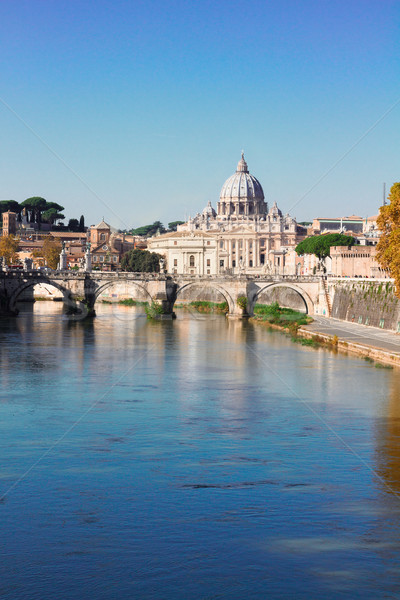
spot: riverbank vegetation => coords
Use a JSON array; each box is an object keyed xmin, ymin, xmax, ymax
[
  {"xmin": 100, "ymin": 298, "xmax": 148, "ymax": 306},
  {"xmin": 175, "ymin": 300, "xmax": 229, "ymax": 313},
  {"xmin": 251, "ymin": 302, "xmax": 312, "ymax": 331}
]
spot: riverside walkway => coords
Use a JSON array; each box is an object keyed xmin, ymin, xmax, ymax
[{"xmin": 306, "ymin": 315, "xmax": 400, "ymax": 356}]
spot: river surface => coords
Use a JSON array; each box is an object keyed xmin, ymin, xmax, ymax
[{"xmin": 2, "ymin": 302, "xmax": 400, "ymax": 599}]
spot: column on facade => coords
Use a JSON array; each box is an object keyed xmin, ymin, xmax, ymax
[
  {"xmin": 254, "ymin": 238, "xmax": 258, "ymax": 267},
  {"xmin": 246, "ymin": 239, "xmax": 250, "ymax": 267}
]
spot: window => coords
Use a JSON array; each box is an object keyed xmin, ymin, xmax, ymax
[
  {"xmin": 174, "ymin": 259, "xmax": 177, "ymax": 266},
  {"xmin": 220, "ymin": 260, "xmax": 224, "ymax": 267},
  {"xmin": 207, "ymin": 269, "xmax": 210, "ymax": 275},
  {"xmin": 174, "ymin": 241, "xmax": 177, "ymax": 245},
  {"xmin": 232, "ymin": 242, "xmax": 235, "ymax": 249},
  {"xmin": 260, "ymin": 255, "xmax": 265, "ymax": 265},
  {"xmin": 100, "ymin": 256, "xmax": 104, "ymax": 262},
  {"xmin": 232, "ymin": 260, "xmax": 236, "ymax": 267},
  {"xmin": 249, "ymin": 242, "xmax": 252, "ymax": 249},
  {"xmin": 92, "ymin": 256, "xmax": 97, "ymax": 262},
  {"xmin": 207, "ymin": 241, "xmax": 210, "ymax": 246},
  {"xmin": 206, "ymin": 259, "xmax": 210, "ymax": 266},
  {"xmin": 220, "ymin": 240, "xmax": 223, "ymax": 249},
  {"xmin": 189, "ymin": 255, "xmax": 195, "ymax": 267},
  {"xmin": 249, "ymin": 260, "xmax": 253, "ymax": 267},
  {"xmin": 100, "ymin": 233, "xmax": 106, "ymax": 241},
  {"xmin": 113, "ymin": 256, "xmax": 118, "ymax": 262},
  {"xmin": 239, "ymin": 241, "xmax": 243, "ymax": 249},
  {"xmin": 260, "ymin": 239, "xmax": 265, "ymax": 246}
]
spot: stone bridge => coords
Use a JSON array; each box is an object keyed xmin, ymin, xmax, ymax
[{"xmin": 0, "ymin": 271, "xmax": 331, "ymax": 319}]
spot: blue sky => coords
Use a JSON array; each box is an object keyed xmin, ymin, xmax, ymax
[{"xmin": 0, "ymin": 0, "xmax": 399, "ymax": 229}]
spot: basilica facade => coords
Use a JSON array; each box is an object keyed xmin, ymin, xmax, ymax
[{"xmin": 149, "ymin": 154, "xmax": 306, "ymax": 275}]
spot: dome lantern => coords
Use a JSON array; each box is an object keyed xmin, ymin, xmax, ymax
[{"xmin": 236, "ymin": 151, "xmax": 249, "ymax": 173}]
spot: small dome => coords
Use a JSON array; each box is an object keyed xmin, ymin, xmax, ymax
[
  {"xmin": 269, "ymin": 202, "xmax": 282, "ymax": 217},
  {"xmin": 220, "ymin": 153, "xmax": 264, "ymax": 203},
  {"xmin": 202, "ymin": 201, "xmax": 216, "ymax": 217}
]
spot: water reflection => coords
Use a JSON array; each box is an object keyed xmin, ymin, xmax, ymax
[
  {"xmin": 1, "ymin": 303, "xmax": 400, "ymax": 599},
  {"xmin": 375, "ymin": 369, "xmax": 400, "ymax": 497}
]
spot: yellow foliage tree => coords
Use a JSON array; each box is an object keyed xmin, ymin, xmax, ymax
[
  {"xmin": 376, "ymin": 182, "xmax": 400, "ymax": 296},
  {"xmin": 0, "ymin": 235, "xmax": 20, "ymax": 264},
  {"xmin": 32, "ymin": 237, "xmax": 62, "ymax": 269}
]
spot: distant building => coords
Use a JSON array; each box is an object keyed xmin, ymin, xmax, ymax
[
  {"xmin": 2, "ymin": 211, "xmax": 17, "ymax": 236},
  {"xmin": 149, "ymin": 231, "xmax": 217, "ymax": 275},
  {"xmin": 88, "ymin": 219, "xmax": 134, "ymax": 270},
  {"xmin": 330, "ymin": 245, "xmax": 389, "ymax": 278},
  {"xmin": 312, "ymin": 216, "xmax": 365, "ymax": 236}
]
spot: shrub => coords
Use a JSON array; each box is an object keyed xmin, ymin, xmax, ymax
[
  {"xmin": 237, "ymin": 296, "xmax": 248, "ymax": 310},
  {"xmin": 145, "ymin": 301, "xmax": 164, "ymax": 319}
]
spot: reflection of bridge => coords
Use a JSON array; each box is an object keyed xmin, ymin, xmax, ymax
[{"xmin": 0, "ymin": 271, "xmax": 330, "ymax": 318}]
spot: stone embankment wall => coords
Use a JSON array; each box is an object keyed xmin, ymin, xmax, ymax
[{"xmin": 331, "ymin": 280, "xmax": 400, "ymax": 331}]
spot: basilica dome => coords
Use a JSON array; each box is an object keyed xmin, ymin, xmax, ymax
[
  {"xmin": 217, "ymin": 153, "xmax": 267, "ymax": 219},
  {"xmin": 220, "ymin": 153, "xmax": 264, "ymax": 203}
]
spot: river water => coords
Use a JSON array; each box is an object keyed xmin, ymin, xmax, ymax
[{"xmin": 2, "ymin": 302, "xmax": 400, "ymax": 599}]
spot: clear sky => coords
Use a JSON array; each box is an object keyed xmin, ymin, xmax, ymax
[{"xmin": 0, "ymin": 0, "xmax": 399, "ymax": 229}]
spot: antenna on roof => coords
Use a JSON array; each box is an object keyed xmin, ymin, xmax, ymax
[{"xmin": 383, "ymin": 183, "xmax": 386, "ymax": 206}]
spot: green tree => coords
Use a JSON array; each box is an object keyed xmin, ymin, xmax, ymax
[
  {"xmin": 168, "ymin": 220, "xmax": 185, "ymax": 231},
  {"xmin": 79, "ymin": 215, "xmax": 85, "ymax": 232},
  {"xmin": 0, "ymin": 200, "xmax": 21, "ymax": 215},
  {"xmin": 68, "ymin": 218, "xmax": 80, "ymax": 232},
  {"xmin": 377, "ymin": 183, "xmax": 400, "ymax": 295},
  {"xmin": 45, "ymin": 202, "xmax": 65, "ymax": 212},
  {"xmin": 121, "ymin": 248, "xmax": 163, "ymax": 272},
  {"xmin": 295, "ymin": 233, "xmax": 355, "ymax": 260},
  {"xmin": 130, "ymin": 221, "xmax": 166, "ymax": 237},
  {"xmin": 42, "ymin": 208, "xmax": 65, "ymax": 225},
  {"xmin": 21, "ymin": 197, "xmax": 48, "ymax": 227},
  {"xmin": 0, "ymin": 200, "xmax": 22, "ymax": 224}
]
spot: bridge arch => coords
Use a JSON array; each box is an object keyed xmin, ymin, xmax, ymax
[
  {"xmin": 249, "ymin": 282, "xmax": 314, "ymax": 315},
  {"xmin": 174, "ymin": 281, "xmax": 235, "ymax": 314},
  {"xmin": 8, "ymin": 277, "xmax": 71, "ymax": 313},
  {"xmin": 92, "ymin": 280, "xmax": 154, "ymax": 305}
]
